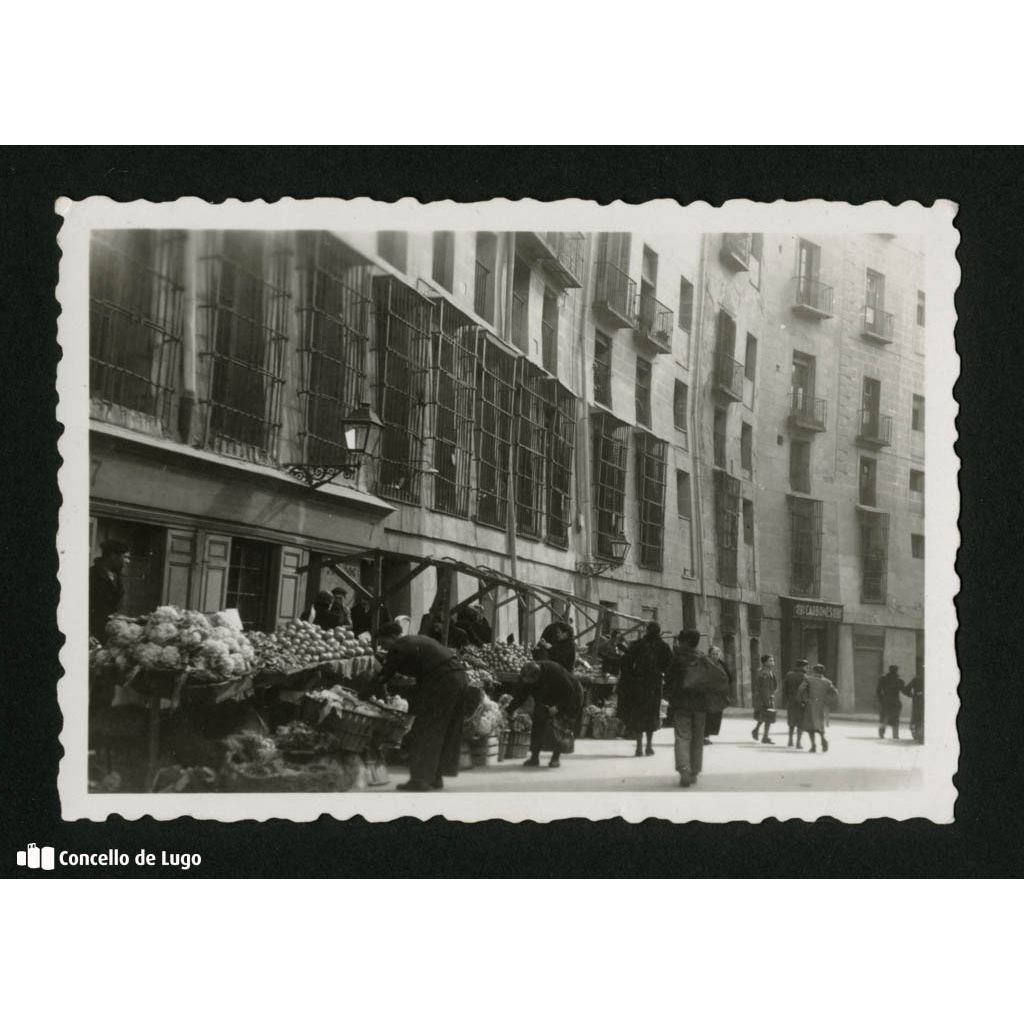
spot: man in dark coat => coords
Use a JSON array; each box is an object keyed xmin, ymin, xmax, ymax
[
  {"xmin": 538, "ymin": 618, "xmax": 577, "ymax": 673},
  {"xmin": 374, "ymin": 624, "xmax": 468, "ymax": 791},
  {"xmin": 302, "ymin": 590, "xmax": 343, "ymax": 630},
  {"xmin": 665, "ymin": 630, "xmax": 709, "ymax": 787},
  {"xmin": 877, "ymin": 665, "xmax": 905, "ymax": 740},
  {"xmin": 89, "ymin": 539, "xmax": 130, "ymax": 640},
  {"xmin": 751, "ymin": 654, "xmax": 778, "ymax": 744},
  {"xmin": 903, "ymin": 670, "xmax": 924, "ymax": 743},
  {"xmin": 618, "ymin": 621, "xmax": 673, "ymax": 757},
  {"xmin": 781, "ymin": 659, "xmax": 809, "ymax": 749},
  {"xmin": 351, "ymin": 594, "xmax": 390, "ymax": 636},
  {"xmin": 507, "ymin": 660, "xmax": 583, "ymax": 768}
]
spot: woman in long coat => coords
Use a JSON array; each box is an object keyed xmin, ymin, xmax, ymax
[
  {"xmin": 797, "ymin": 663, "xmax": 838, "ymax": 754},
  {"xmin": 703, "ymin": 645, "xmax": 733, "ymax": 744},
  {"xmin": 618, "ymin": 622, "xmax": 673, "ymax": 757}
]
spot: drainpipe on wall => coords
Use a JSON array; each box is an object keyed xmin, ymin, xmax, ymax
[
  {"xmin": 575, "ymin": 235, "xmax": 596, "ymax": 608},
  {"xmin": 502, "ymin": 234, "xmax": 520, "ymax": 633},
  {"xmin": 690, "ymin": 233, "xmax": 709, "ymax": 632}
]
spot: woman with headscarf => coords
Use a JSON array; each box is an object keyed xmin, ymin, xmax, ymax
[
  {"xmin": 618, "ymin": 621, "xmax": 673, "ymax": 757},
  {"xmin": 703, "ymin": 645, "xmax": 733, "ymax": 745}
]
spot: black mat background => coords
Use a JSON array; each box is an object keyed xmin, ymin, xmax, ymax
[{"xmin": 0, "ymin": 145, "xmax": 1016, "ymax": 877}]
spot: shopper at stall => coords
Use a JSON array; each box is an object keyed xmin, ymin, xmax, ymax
[
  {"xmin": 89, "ymin": 539, "xmax": 130, "ymax": 641},
  {"xmin": 751, "ymin": 654, "xmax": 778, "ymax": 744},
  {"xmin": 781, "ymin": 659, "xmax": 809, "ymax": 749},
  {"xmin": 538, "ymin": 617, "xmax": 577, "ymax": 673},
  {"xmin": 330, "ymin": 587, "xmax": 352, "ymax": 627},
  {"xmin": 877, "ymin": 665, "xmax": 905, "ymax": 740},
  {"xmin": 619, "ymin": 621, "xmax": 673, "ymax": 757},
  {"xmin": 372, "ymin": 623, "xmax": 468, "ymax": 792},
  {"xmin": 592, "ymin": 630, "xmax": 628, "ymax": 677},
  {"xmin": 704, "ymin": 644, "xmax": 733, "ymax": 745},
  {"xmin": 351, "ymin": 594, "xmax": 390, "ymax": 636},
  {"xmin": 456, "ymin": 605, "xmax": 492, "ymax": 646},
  {"xmin": 798, "ymin": 664, "xmax": 838, "ymax": 753},
  {"xmin": 506, "ymin": 660, "xmax": 583, "ymax": 769},
  {"xmin": 302, "ymin": 590, "xmax": 342, "ymax": 631}
]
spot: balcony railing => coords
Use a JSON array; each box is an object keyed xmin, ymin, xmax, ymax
[
  {"xmin": 593, "ymin": 261, "xmax": 638, "ymax": 330},
  {"xmin": 856, "ymin": 408, "xmax": 893, "ymax": 448},
  {"xmin": 721, "ymin": 233, "xmax": 751, "ymax": 271},
  {"xmin": 636, "ymin": 290, "xmax": 674, "ymax": 354},
  {"xmin": 792, "ymin": 275, "xmax": 834, "ymax": 318},
  {"xmin": 862, "ymin": 304, "xmax": 895, "ymax": 343},
  {"xmin": 516, "ymin": 231, "xmax": 585, "ymax": 289},
  {"xmin": 789, "ymin": 390, "xmax": 827, "ymax": 432},
  {"xmin": 713, "ymin": 349, "xmax": 744, "ymax": 402}
]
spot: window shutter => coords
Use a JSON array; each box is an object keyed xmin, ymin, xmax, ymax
[
  {"xmin": 199, "ymin": 532, "xmax": 232, "ymax": 613},
  {"xmin": 163, "ymin": 529, "xmax": 197, "ymax": 608},
  {"xmin": 276, "ymin": 545, "xmax": 309, "ymax": 630}
]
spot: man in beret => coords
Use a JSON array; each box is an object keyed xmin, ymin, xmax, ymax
[{"xmin": 89, "ymin": 539, "xmax": 130, "ymax": 640}]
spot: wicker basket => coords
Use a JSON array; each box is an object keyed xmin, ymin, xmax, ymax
[
  {"xmin": 372, "ymin": 709, "xmax": 415, "ymax": 747},
  {"xmin": 313, "ymin": 706, "xmax": 379, "ymax": 753},
  {"xmin": 504, "ymin": 730, "xmax": 532, "ymax": 760},
  {"xmin": 470, "ymin": 735, "xmax": 500, "ymax": 767}
]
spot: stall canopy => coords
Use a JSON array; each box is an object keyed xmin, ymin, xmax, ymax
[{"xmin": 305, "ymin": 547, "xmax": 651, "ymax": 647}]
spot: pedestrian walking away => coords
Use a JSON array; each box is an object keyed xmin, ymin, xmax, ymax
[
  {"xmin": 751, "ymin": 654, "xmax": 778, "ymax": 744},
  {"xmin": 506, "ymin": 660, "xmax": 583, "ymax": 768},
  {"xmin": 703, "ymin": 645, "xmax": 733, "ymax": 744},
  {"xmin": 903, "ymin": 670, "xmax": 924, "ymax": 743},
  {"xmin": 781, "ymin": 659, "xmax": 809, "ymax": 748},
  {"xmin": 372, "ymin": 624, "xmax": 468, "ymax": 792},
  {"xmin": 618, "ymin": 621, "xmax": 672, "ymax": 757},
  {"xmin": 665, "ymin": 630, "xmax": 730, "ymax": 787},
  {"xmin": 877, "ymin": 665, "xmax": 905, "ymax": 739},
  {"xmin": 797, "ymin": 664, "xmax": 838, "ymax": 753}
]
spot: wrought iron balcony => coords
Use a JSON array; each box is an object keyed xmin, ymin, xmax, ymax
[
  {"xmin": 636, "ymin": 290, "xmax": 674, "ymax": 355},
  {"xmin": 856, "ymin": 408, "xmax": 893, "ymax": 448},
  {"xmin": 517, "ymin": 232, "xmax": 585, "ymax": 290},
  {"xmin": 713, "ymin": 349, "xmax": 744, "ymax": 402},
  {"xmin": 789, "ymin": 391, "xmax": 827, "ymax": 432},
  {"xmin": 862, "ymin": 304, "xmax": 895, "ymax": 343},
  {"xmin": 593, "ymin": 261, "xmax": 638, "ymax": 330},
  {"xmin": 720, "ymin": 233, "xmax": 751, "ymax": 271},
  {"xmin": 792, "ymin": 275, "xmax": 834, "ymax": 318}
]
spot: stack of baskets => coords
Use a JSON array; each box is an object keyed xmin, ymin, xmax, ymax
[{"xmin": 299, "ymin": 697, "xmax": 377, "ymax": 754}]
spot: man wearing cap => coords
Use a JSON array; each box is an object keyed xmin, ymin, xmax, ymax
[
  {"xmin": 877, "ymin": 665, "xmax": 906, "ymax": 740},
  {"xmin": 781, "ymin": 658, "xmax": 809, "ymax": 749},
  {"xmin": 329, "ymin": 587, "xmax": 352, "ymax": 627},
  {"xmin": 89, "ymin": 539, "xmax": 130, "ymax": 641}
]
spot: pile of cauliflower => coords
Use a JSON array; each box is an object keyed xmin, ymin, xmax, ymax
[{"xmin": 90, "ymin": 606, "xmax": 256, "ymax": 681}]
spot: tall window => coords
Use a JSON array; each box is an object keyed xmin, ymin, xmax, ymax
[
  {"xmin": 593, "ymin": 413, "xmax": 629, "ymax": 560},
  {"xmin": 636, "ymin": 432, "xmax": 668, "ymax": 570},
  {"xmin": 860, "ymin": 510, "xmax": 890, "ymax": 603},
  {"xmin": 740, "ymin": 423, "xmax": 753, "ymax": 475},
  {"xmin": 797, "ymin": 239, "xmax": 821, "ymax": 304},
  {"xmin": 430, "ymin": 300, "xmax": 476, "ymax": 518},
  {"xmin": 431, "ymin": 232, "xmax": 454, "ymax": 292},
  {"xmin": 546, "ymin": 383, "xmax": 577, "ymax": 549},
  {"xmin": 866, "ymin": 268, "xmax": 886, "ymax": 311},
  {"xmin": 373, "ymin": 276, "xmax": 433, "ymax": 504},
  {"xmin": 742, "ymin": 498, "xmax": 754, "ymax": 546},
  {"xmin": 635, "ymin": 357, "xmax": 652, "ymax": 428},
  {"xmin": 909, "ymin": 469, "xmax": 925, "ymax": 496},
  {"xmin": 200, "ymin": 231, "xmax": 290, "ymax": 459},
  {"xmin": 90, "ymin": 229, "xmax": 185, "ymax": 433},
  {"xmin": 917, "ymin": 290, "xmax": 926, "ymax": 327},
  {"xmin": 912, "ymin": 394, "xmax": 925, "ymax": 432},
  {"xmin": 676, "ymin": 470, "xmax": 692, "ymax": 520},
  {"xmin": 744, "ymin": 333, "xmax": 758, "ymax": 384},
  {"xmin": 295, "ymin": 232, "xmax": 373, "ymax": 467},
  {"xmin": 790, "ymin": 497, "xmax": 823, "ymax": 597},
  {"xmin": 474, "ymin": 232, "xmax": 497, "ymax": 323},
  {"xmin": 593, "ymin": 330, "xmax": 612, "ymax": 407},
  {"xmin": 790, "ymin": 439, "xmax": 811, "ymax": 493},
  {"xmin": 912, "ymin": 534, "xmax": 925, "ymax": 559},
  {"xmin": 714, "ymin": 470, "xmax": 741, "ymax": 586},
  {"xmin": 792, "ymin": 351, "xmax": 815, "ymax": 408},
  {"xmin": 713, "ymin": 408, "xmax": 727, "ymax": 468},
  {"xmin": 475, "ymin": 335, "xmax": 517, "ymax": 527},
  {"xmin": 378, "ymin": 231, "xmax": 407, "ymax": 273},
  {"xmin": 541, "ymin": 288, "xmax": 558, "ymax": 376},
  {"xmin": 678, "ymin": 276, "xmax": 694, "ymax": 333},
  {"xmin": 859, "ymin": 457, "xmax": 877, "ymax": 506},
  {"xmin": 673, "ymin": 380, "xmax": 689, "ymax": 448},
  {"xmin": 226, "ymin": 538, "xmax": 274, "ymax": 631},
  {"xmin": 511, "ymin": 259, "xmax": 530, "ymax": 353}
]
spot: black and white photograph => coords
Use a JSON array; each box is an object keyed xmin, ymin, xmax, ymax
[{"xmin": 56, "ymin": 196, "xmax": 958, "ymax": 823}]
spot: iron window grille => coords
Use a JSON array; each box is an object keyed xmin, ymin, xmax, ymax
[
  {"xmin": 430, "ymin": 299, "xmax": 477, "ymax": 518},
  {"xmin": 515, "ymin": 363, "xmax": 548, "ymax": 539},
  {"xmin": 198, "ymin": 231, "xmax": 290, "ymax": 462},
  {"xmin": 714, "ymin": 469, "xmax": 741, "ymax": 586},
  {"xmin": 295, "ymin": 232, "xmax": 373, "ymax": 468},
  {"xmin": 859, "ymin": 509, "xmax": 890, "ymax": 603},
  {"xmin": 373, "ymin": 275, "xmax": 434, "ymax": 505},
  {"xmin": 475, "ymin": 333, "xmax": 517, "ymax": 528},
  {"xmin": 789, "ymin": 496, "xmax": 823, "ymax": 598},
  {"xmin": 635, "ymin": 431, "xmax": 668, "ymax": 570},
  {"xmin": 593, "ymin": 330, "xmax": 612, "ymax": 407},
  {"xmin": 89, "ymin": 229, "xmax": 186, "ymax": 435},
  {"xmin": 593, "ymin": 233, "xmax": 637, "ymax": 329},
  {"xmin": 226, "ymin": 538, "xmax": 274, "ymax": 632},
  {"xmin": 546, "ymin": 380, "xmax": 577, "ymax": 549},
  {"xmin": 592, "ymin": 411, "xmax": 630, "ymax": 561},
  {"xmin": 512, "ymin": 259, "xmax": 530, "ymax": 352},
  {"xmin": 635, "ymin": 356, "xmax": 652, "ymax": 428}
]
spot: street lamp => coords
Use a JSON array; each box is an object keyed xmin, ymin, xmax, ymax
[
  {"xmin": 285, "ymin": 403, "xmax": 383, "ymax": 490},
  {"xmin": 576, "ymin": 534, "xmax": 631, "ymax": 577}
]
